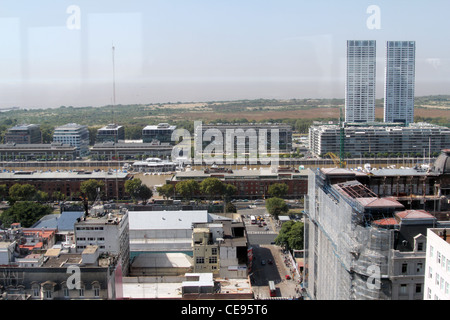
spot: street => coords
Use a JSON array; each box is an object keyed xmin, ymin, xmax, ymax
[{"xmin": 239, "ymin": 205, "xmax": 302, "ymax": 300}]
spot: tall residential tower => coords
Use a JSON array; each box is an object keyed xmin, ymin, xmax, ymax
[
  {"xmin": 345, "ymin": 40, "xmax": 377, "ymax": 123},
  {"xmin": 384, "ymin": 41, "xmax": 416, "ymax": 124}
]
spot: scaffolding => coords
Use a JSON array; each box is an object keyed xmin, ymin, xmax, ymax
[{"xmin": 303, "ymin": 169, "xmax": 396, "ymax": 300}]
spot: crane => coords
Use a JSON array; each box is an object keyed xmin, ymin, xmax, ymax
[
  {"xmin": 325, "ymin": 152, "xmax": 347, "ymax": 168},
  {"xmin": 324, "ymin": 107, "xmax": 347, "ymax": 168}
]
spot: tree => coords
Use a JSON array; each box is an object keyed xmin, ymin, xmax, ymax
[
  {"xmin": 52, "ymin": 191, "xmax": 66, "ymax": 202},
  {"xmin": 268, "ymin": 183, "xmax": 289, "ymax": 198},
  {"xmin": 80, "ymin": 179, "xmax": 104, "ymax": 216},
  {"xmin": 175, "ymin": 180, "xmax": 199, "ymax": 200},
  {"xmin": 0, "ymin": 184, "xmax": 8, "ymax": 201},
  {"xmin": 9, "ymin": 183, "xmax": 38, "ymax": 203},
  {"xmin": 223, "ymin": 184, "xmax": 237, "ymax": 201},
  {"xmin": 125, "ymin": 178, "xmax": 153, "ymax": 204},
  {"xmin": 80, "ymin": 179, "xmax": 104, "ymax": 203},
  {"xmin": 0, "ymin": 201, "xmax": 53, "ymax": 228},
  {"xmin": 275, "ymin": 220, "xmax": 304, "ymax": 251},
  {"xmin": 157, "ymin": 184, "xmax": 175, "ymax": 200},
  {"xmin": 265, "ymin": 197, "xmax": 289, "ymax": 219},
  {"xmin": 199, "ymin": 178, "xmax": 224, "ymax": 200},
  {"xmin": 138, "ymin": 184, "xmax": 153, "ymax": 205}
]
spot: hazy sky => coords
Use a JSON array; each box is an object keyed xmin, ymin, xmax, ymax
[{"xmin": 1, "ymin": 0, "xmax": 450, "ymax": 108}]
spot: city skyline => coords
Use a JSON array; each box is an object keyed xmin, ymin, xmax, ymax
[{"xmin": 1, "ymin": 1, "xmax": 450, "ymax": 108}]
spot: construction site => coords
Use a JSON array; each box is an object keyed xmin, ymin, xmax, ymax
[{"xmin": 303, "ymin": 149, "xmax": 450, "ymax": 300}]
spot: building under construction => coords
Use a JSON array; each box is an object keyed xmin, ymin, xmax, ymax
[{"xmin": 303, "ymin": 149, "xmax": 450, "ymax": 299}]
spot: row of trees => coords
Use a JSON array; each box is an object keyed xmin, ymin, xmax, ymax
[
  {"xmin": 263, "ymin": 183, "xmax": 304, "ymax": 251},
  {"xmin": 0, "ymin": 178, "xmax": 154, "ymax": 228},
  {"xmin": 156, "ymin": 179, "xmax": 291, "ymax": 204}
]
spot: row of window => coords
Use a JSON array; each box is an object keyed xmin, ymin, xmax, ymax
[
  {"xmin": 76, "ymin": 226, "xmax": 104, "ymax": 230},
  {"xmin": 196, "ymin": 256, "xmax": 218, "ymax": 264},
  {"xmin": 429, "ymin": 246, "xmax": 450, "ymax": 272},
  {"xmin": 76, "ymin": 237, "xmax": 105, "ymax": 242},
  {"xmin": 32, "ymin": 283, "xmax": 101, "ymax": 299}
]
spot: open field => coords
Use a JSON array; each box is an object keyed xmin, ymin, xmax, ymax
[{"xmin": 173, "ymin": 106, "xmax": 450, "ymax": 122}]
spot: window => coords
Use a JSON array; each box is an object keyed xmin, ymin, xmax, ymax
[
  {"xmin": 399, "ymin": 284, "xmax": 407, "ymax": 295},
  {"xmin": 63, "ymin": 287, "xmax": 70, "ymax": 298},
  {"xmin": 32, "ymin": 284, "xmax": 40, "ymax": 298},
  {"xmin": 430, "ymin": 246, "xmax": 434, "ymax": 257},
  {"xmin": 417, "ymin": 242, "xmax": 424, "ymax": 251},
  {"xmin": 44, "ymin": 289, "xmax": 53, "ymax": 299},
  {"xmin": 211, "ymin": 247, "xmax": 217, "ymax": 255},
  {"xmin": 415, "ymin": 284, "xmax": 422, "ymax": 294},
  {"xmin": 209, "ymin": 256, "xmax": 217, "ymax": 264},
  {"xmin": 416, "ymin": 263, "xmax": 423, "ymax": 274},
  {"xmin": 429, "ymin": 267, "xmax": 433, "ymax": 279},
  {"xmin": 401, "ymin": 263, "xmax": 408, "ymax": 274},
  {"xmin": 196, "ymin": 257, "xmax": 205, "ymax": 264}
]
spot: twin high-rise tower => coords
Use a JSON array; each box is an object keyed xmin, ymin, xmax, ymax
[{"xmin": 345, "ymin": 40, "xmax": 416, "ymax": 124}]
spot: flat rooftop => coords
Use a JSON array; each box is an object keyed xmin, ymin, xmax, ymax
[
  {"xmin": 121, "ymin": 276, "xmax": 252, "ymax": 299},
  {"xmin": 128, "ymin": 210, "xmax": 209, "ymax": 230},
  {"xmin": 0, "ymin": 170, "xmax": 130, "ymax": 179}
]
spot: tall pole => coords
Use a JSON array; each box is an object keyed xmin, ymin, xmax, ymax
[
  {"xmin": 112, "ymin": 44, "xmax": 116, "ymax": 108},
  {"xmin": 112, "ymin": 44, "xmax": 119, "ymax": 201}
]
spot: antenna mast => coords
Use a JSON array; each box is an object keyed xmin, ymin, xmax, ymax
[{"xmin": 112, "ymin": 44, "xmax": 116, "ymax": 108}]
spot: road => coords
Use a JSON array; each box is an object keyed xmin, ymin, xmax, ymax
[{"xmin": 239, "ymin": 205, "xmax": 302, "ymax": 300}]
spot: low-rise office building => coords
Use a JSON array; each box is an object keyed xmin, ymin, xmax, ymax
[
  {"xmin": 96, "ymin": 124, "xmax": 125, "ymax": 143},
  {"xmin": 4, "ymin": 124, "xmax": 42, "ymax": 144},
  {"xmin": 91, "ymin": 141, "xmax": 173, "ymax": 161},
  {"xmin": 0, "ymin": 142, "xmax": 77, "ymax": 161},
  {"xmin": 53, "ymin": 123, "xmax": 90, "ymax": 157},
  {"xmin": 142, "ymin": 123, "xmax": 177, "ymax": 144},
  {"xmin": 308, "ymin": 122, "xmax": 450, "ymax": 157},
  {"xmin": 199, "ymin": 123, "xmax": 293, "ymax": 154}
]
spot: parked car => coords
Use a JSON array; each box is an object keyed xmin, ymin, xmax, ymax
[{"xmin": 261, "ymin": 260, "xmax": 266, "ymax": 265}]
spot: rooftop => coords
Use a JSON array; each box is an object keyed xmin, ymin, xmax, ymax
[
  {"xmin": 0, "ymin": 170, "xmax": 130, "ymax": 180},
  {"xmin": 32, "ymin": 211, "xmax": 84, "ymax": 231},
  {"xmin": 128, "ymin": 210, "xmax": 210, "ymax": 230},
  {"xmin": 430, "ymin": 228, "xmax": 450, "ymax": 245},
  {"xmin": 396, "ymin": 209, "xmax": 436, "ymax": 220},
  {"xmin": 131, "ymin": 253, "xmax": 192, "ymax": 269}
]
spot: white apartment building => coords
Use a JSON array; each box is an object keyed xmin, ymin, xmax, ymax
[
  {"xmin": 345, "ymin": 40, "xmax": 376, "ymax": 123},
  {"xmin": 74, "ymin": 210, "xmax": 130, "ymax": 275},
  {"xmin": 53, "ymin": 123, "xmax": 90, "ymax": 157},
  {"xmin": 424, "ymin": 228, "xmax": 450, "ymax": 300},
  {"xmin": 384, "ymin": 41, "xmax": 416, "ymax": 124}
]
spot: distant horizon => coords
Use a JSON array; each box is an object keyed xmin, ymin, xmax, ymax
[
  {"xmin": 1, "ymin": 1, "xmax": 450, "ymax": 109},
  {"xmin": 3, "ymin": 93, "xmax": 450, "ymax": 111}
]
